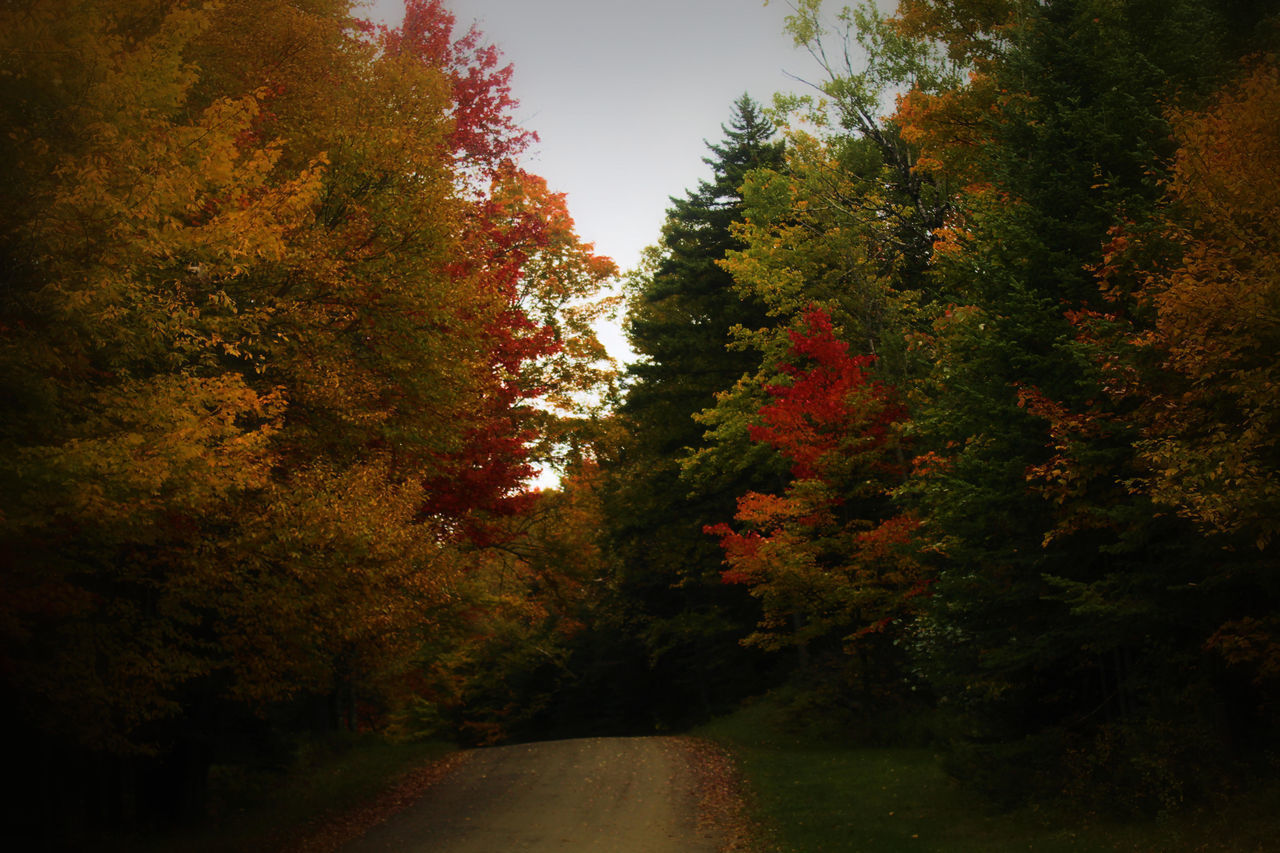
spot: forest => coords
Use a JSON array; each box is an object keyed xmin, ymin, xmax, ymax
[{"xmin": 1, "ymin": 0, "xmax": 1277, "ymax": 841}]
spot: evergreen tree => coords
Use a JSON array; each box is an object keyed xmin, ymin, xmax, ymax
[
  {"xmin": 625, "ymin": 94, "xmax": 785, "ymax": 445},
  {"xmin": 593, "ymin": 96, "xmax": 787, "ymax": 726},
  {"xmin": 897, "ymin": 0, "xmax": 1264, "ymax": 808}
]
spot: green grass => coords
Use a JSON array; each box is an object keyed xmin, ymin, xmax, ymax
[
  {"xmin": 697, "ymin": 697, "xmax": 1278, "ymax": 853},
  {"xmin": 108, "ymin": 734, "xmax": 455, "ymax": 852}
]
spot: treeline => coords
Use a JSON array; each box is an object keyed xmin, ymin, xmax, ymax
[
  {"xmin": 6, "ymin": 0, "xmax": 1280, "ymax": 837},
  {"xmin": 0, "ymin": 0, "xmax": 617, "ymax": 833},
  {"xmin": 574, "ymin": 0, "xmax": 1280, "ymax": 815}
]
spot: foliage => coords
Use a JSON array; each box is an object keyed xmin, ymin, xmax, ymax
[
  {"xmin": 594, "ymin": 95, "xmax": 789, "ymax": 727},
  {"xmin": 1079, "ymin": 54, "xmax": 1280, "ymax": 709},
  {"xmin": 705, "ymin": 308, "xmax": 925, "ymax": 690},
  {"xmin": 881, "ymin": 0, "xmax": 1276, "ymax": 807},
  {"xmin": 0, "ymin": 0, "xmax": 615, "ymax": 830},
  {"xmin": 393, "ymin": 461, "xmax": 614, "ymax": 746},
  {"xmin": 1127, "ymin": 57, "xmax": 1280, "ymax": 550},
  {"xmin": 692, "ymin": 0, "xmax": 1280, "ymax": 814},
  {"xmin": 7, "ymin": 0, "xmax": 1280, "ymax": 833}
]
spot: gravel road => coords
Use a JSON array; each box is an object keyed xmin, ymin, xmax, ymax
[{"xmin": 341, "ymin": 736, "xmax": 721, "ymax": 852}]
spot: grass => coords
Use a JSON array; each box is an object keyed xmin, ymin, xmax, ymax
[
  {"xmin": 105, "ymin": 733, "xmax": 455, "ymax": 852},
  {"xmin": 696, "ymin": 696, "xmax": 1278, "ymax": 853}
]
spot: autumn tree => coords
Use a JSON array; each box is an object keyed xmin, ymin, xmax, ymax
[
  {"xmin": 0, "ymin": 0, "xmax": 615, "ymax": 830},
  {"xmin": 711, "ymin": 0, "xmax": 1279, "ymax": 809},
  {"xmin": 1127, "ymin": 58, "xmax": 1280, "ymax": 552},
  {"xmin": 705, "ymin": 308, "xmax": 925, "ymax": 707},
  {"xmin": 1062, "ymin": 54, "xmax": 1280, "ymax": 752}
]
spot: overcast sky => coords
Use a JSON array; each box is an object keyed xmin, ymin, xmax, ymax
[
  {"xmin": 365, "ymin": 0, "xmax": 822, "ymax": 278},
  {"xmin": 361, "ymin": 1, "xmax": 829, "ymax": 483}
]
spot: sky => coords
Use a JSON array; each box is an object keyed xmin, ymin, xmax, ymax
[{"xmin": 365, "ymin": 0, "xmax": 827, "ymax": 358}]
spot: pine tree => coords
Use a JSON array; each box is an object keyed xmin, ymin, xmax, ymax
[
  {"xmin": 593, "ymin": 96, "xmax": 787, "ymax": 726},
  {"xmin": 625, "ymin": 94, "xmax": 784, "ymax": 449}
]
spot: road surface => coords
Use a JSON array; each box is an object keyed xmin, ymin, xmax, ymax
[{"xmin": 341, "ymin": 736, "xmax": 721, "ymax": 852}]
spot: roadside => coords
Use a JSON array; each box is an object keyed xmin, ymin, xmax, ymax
[
  {"xmin": 676, "ymin": 736, "xmax": 770, "ymax": 853},
  {"xmin": 696, "ymin": 696, "xmax": 1280, "ymax": 853},
  {"xmin": 284, "ymin": 750, "xmax": 472, "ymax": 853},
  {"xmin": 84, "ymin": 736, "xmax": 456, "ymax": 853}
]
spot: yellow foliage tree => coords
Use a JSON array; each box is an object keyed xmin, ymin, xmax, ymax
[{"xmin": 0, "ymin": 0, "xmax": 614, "ymax": 776}]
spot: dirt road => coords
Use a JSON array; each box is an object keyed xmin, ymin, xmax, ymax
[{"xmin": 341, "ymin": 736, "xmax": 722, "ymax": 852}]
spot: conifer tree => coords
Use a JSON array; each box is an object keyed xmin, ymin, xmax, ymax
[
  {"xmin": 625, "ymin": 94, "xmax": 784, "ymax": 447},
  {"xmin": 891, "ymin": 0, "xmax": 1268, "ymax": 806},
  {"xmin": 595, "ymin": 96, "xmax": 786, "ymax": 725}
]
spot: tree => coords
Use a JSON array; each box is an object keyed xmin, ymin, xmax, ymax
[
  {"xmin": 1128, "ymin": 57, "xmax": 1280, "ymax": 551},
  {"xmin": 680, "ymin": 2, "xmax": 947, "ymax": 722},
  {"xmin": 597, "ymin": 95, "xmax": 787, "ymax": 725},
  {"xmin": 419, "ymin": 165, "xmax": 618, "ymax": 543},
  {"xmin": 705, "ymin": 308, "xmax": 925, "ymax": 705},
  {"xmin": 1058, "ymin": 55, "xmax": 1280, "ymax": 742},
  {"xmin": 882, "ymin": 0, "xmax": 1272, "ymax": 808},
  {"xmin": 737, "ymin": 0, "xmax": 1276, "ymax": 810},
  {"xmin": 0, "ymin": 0, "xmax": 616, "ymax": 830}
]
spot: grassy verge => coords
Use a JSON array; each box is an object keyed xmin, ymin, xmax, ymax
[
  {"xmin": 696, "ymin": 697, "xmax": 1276, "ymax": 852},
  {"xmin": 111, "ymin": 734, "xmax": 455, "ymax": 852}
]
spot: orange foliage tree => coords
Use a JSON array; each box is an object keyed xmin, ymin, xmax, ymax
[
  {"xmin": 1089, "ymin": 56, "xmax": 1280, "ymax": 693},
  {"xmin": 1129, "ymin": 58, "xmax": 1280, "ymax": 549}
]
